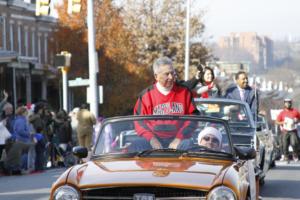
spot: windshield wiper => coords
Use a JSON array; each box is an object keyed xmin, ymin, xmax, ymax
[{"xmin": 136, "ymin": 148, "xmax": 186, "ymax": 157}]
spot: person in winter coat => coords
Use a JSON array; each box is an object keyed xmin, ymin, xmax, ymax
[
  {"xmin": 33, "ymin": 127, "xmax": 46, "ymax": 171},
  {"xmin": 53, "ymin": 110, "xmax": 72, "ymax": 152},
  {"xmin": 193, "ymin": 66, "xmax": 221, "ymax": 98},
  {"xmin": 76, "ymin": 104, "xmax": 96, "ymax": 150},
  {"xmin": 13, "ymin": 106, "xmax": 30, "ymax": 143}
]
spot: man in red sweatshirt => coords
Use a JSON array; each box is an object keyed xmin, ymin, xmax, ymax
[
  {"xmin": 276, "ymin": 98, "xmax": 300, "ymax": 162},
  {"xmin": 133, "ymin": 57, "xmax": 198, "ymax": 151}
]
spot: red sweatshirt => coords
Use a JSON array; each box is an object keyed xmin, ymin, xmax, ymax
[
  {"xmin": 134, "ymin": 83, "xmax": 197, "ymax": 140},
  {"xmin": 277, "ymin": 108, "xmax": 300, "ymax": 132}
]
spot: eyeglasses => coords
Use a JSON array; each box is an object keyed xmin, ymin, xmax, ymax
[
  {"xmin": 202, "ymin": 136, "xmax": 219, "ymax": 144},
  {"xmin": 157, "ymin": 70, "xmax": 176, "ymax": 77}
]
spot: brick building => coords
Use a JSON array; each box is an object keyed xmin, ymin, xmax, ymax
[
  {"xmin": 0, "ymin": 0, "xmax": 58, "ymax": 108},
  {"xmin": 218, "ymin": 32, "xmax": 274, "ymax": 70}
]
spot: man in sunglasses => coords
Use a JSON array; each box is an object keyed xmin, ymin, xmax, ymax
[{"xmin": 197, "ymin": 127, "xmax": 222, "ymax": 151}]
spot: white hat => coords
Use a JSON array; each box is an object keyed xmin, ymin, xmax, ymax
[
  {"xmin": 72, "ymin": 107, "xmax": 80, "ymax": 113},
  {"xmin": 198, "ymin": 127, "xmax": 222, "ymax": 145},
  {"xmin": 284, "ymin": 98, "xmax": 292, "ymax": 102}
]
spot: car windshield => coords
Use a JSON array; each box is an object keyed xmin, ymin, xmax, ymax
[
  {"xmin": 195, "ymin": 101, "xmax": 251, "ymax": 127},
  {"xmin": 93, "ymin": 116, "xmax": 233, "ymax": 157}
]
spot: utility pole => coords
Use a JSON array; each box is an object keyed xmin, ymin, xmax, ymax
[
  {"xmin": 61, "ymin": 67, "xmax": 69, "ymax": 112},
  {"xmin": 184, "ymin": 0, "xmax": 190, "ymax": 81},
  {"xmin": 67, "ymin": 0, "xmax": 99, "ymax": 118},
  {"xmin": 87, "ymin": 0, "xmax": 99, "ymax": 118}
]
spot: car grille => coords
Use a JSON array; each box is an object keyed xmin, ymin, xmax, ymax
[{"xmin": 81, "ymin": 186, "xmax": 208, "ymax": 200}]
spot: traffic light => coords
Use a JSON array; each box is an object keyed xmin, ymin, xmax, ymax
[
  {"xmin": 68, "ymin": 0, "xmax": 82, "ymax": 14},
  {"xmin": 36, "ymin": 0, "xmax": 51, "ymax": 16},
  {"xmin": 54, "ymin": 52, "xmax": 71, "ymax": 67}
]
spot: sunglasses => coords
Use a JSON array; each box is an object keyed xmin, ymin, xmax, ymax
[{"xmin": 202, "ymin": 136, "xmax": 219, "ymax": 144}]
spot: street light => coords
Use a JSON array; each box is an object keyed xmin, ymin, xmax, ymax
[{"xmin": 54, "ymin": 51, "xmax": 71, "ymax": 112}]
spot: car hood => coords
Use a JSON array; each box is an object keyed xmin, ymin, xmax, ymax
[{"xmin": 67, "ymin": 158, "xmax": 233, "ymax": 190}]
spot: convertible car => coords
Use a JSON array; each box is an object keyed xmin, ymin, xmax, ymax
[
  {"xmin": 194, "ymin": 98, "xmax": 274, "ymax": 184},
  {"xmin": 50, "ymin": 115, "xmax": 258, "ymax": 200}
]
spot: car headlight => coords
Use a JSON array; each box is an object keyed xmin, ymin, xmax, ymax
[
  {"xmin": 207, "ymin": 186, "xmax": 237, "ymax": 200},
  {"xmin": 53, "ymin": 185, "xmax": 80, "ymax": 200}
]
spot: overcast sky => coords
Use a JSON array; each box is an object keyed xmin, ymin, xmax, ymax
[{"xmin": 195, "ymin": 0, "xmax": 300, "ymax": 41}]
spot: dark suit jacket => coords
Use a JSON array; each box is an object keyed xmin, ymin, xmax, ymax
[{"xmin": 224, "ymin": 85, "xmax": 259, "ymax": 117}]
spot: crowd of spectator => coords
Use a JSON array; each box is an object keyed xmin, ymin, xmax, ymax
[{"xmin": 0, "ymin": 92, "xmax": 97, "ymax": 176}]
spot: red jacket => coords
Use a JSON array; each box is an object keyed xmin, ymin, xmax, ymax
[
  {"xmin": 134, "ymin": 83, "xmax": 197, "ymax": 140},
  {"xmin": 277, "ymin": 108, "xmax": 300, "ymax": 132}
]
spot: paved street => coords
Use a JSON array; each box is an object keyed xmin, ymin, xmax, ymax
[
  {"xmin": 1, "ymin": 161, "xmax": 300, "ymax": 200},
  {"xmin": 0, "ymin": 168, "xmax": 66, "ymax": 200},
  {"xmin": 260, "ymin": 161, "xmax": 300, "ymax": 200}
]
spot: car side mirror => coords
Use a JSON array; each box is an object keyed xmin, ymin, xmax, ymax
[
  {"xmin": 73, "ymin": 146, "xmax": 88, "ymax": 159},
  {"xmin": 234, "ymin": 146, "xmax": 256, "ymax": 160}
]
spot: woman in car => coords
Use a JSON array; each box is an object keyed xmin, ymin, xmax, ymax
[{"xmin": 195, "ymin": 67, "xmax": 221, "ymax": 98}]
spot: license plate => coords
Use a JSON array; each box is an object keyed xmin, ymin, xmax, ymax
[{"xmin": 133, "ymin": 193, "xmax": 155, "ymax": 200}]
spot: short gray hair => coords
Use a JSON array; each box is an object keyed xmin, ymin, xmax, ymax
[
  {"xmin": 153, "ymin": 57, "xmax": 173, "ymax": 74},
  {"xmin": 3, "ymin": 102, "xmax": 13, "ymax": 110}
]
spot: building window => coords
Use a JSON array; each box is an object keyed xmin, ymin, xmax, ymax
[
  {"xmin": 9, "ymin": 22, "xmax": 14, "ymax": 51},
  {"xmin": 2, "ymin": 16, "xmax": 6, "ymax": 50},
  {"xmin": 31, "ymin": 30, "xmax": 35, "ymax": 57},
  {"xmin": 38, "ymin": 33, "xmax": 41, "ymax": 64},
  {"xmin": 24, "ymin": 27, "xmax": 29, "ymax": 56},
  {"xmin": 13, "ymin": 23, "xmax": 18, "ymax": 52},
  {"xmin": 0, "ymin": 16, "xmax": 3, "ymax": 49},
  {"xmin": 17, "ymin": 23, "xmax": 22, "ymax": 55},
  {"xmin": 44, "ymin": 34, "xmax": 48, "ymax": 64},
  {"xmin": 49, "ymin": 37, "xmax": 54, "ymax": 65}
]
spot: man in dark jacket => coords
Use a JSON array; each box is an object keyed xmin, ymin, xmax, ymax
[{"xmin": 225, "ymin": 71, "xmax": 259, "ymax": 118}]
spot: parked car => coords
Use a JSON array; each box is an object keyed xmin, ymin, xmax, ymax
[
  {"xmin": 50, "ymin": 115, "xmax": 259, "ymax": 200},
  {"xmin": 194, "ymin": 98, "xmax": 273, "ymax": 185}
]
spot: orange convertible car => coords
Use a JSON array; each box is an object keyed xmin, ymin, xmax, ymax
[{"xmin": 50, "ymin": 115, "xmax": 258, "ymax": 200}]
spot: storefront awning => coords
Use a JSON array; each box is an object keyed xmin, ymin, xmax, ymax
[
  {"xmin": 0, "ymin": 50, "xmax": 18, "ymax": 63},
  {"xmin": 18, "ymin": 56, "xmax": 38, "ymax": 64}
]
